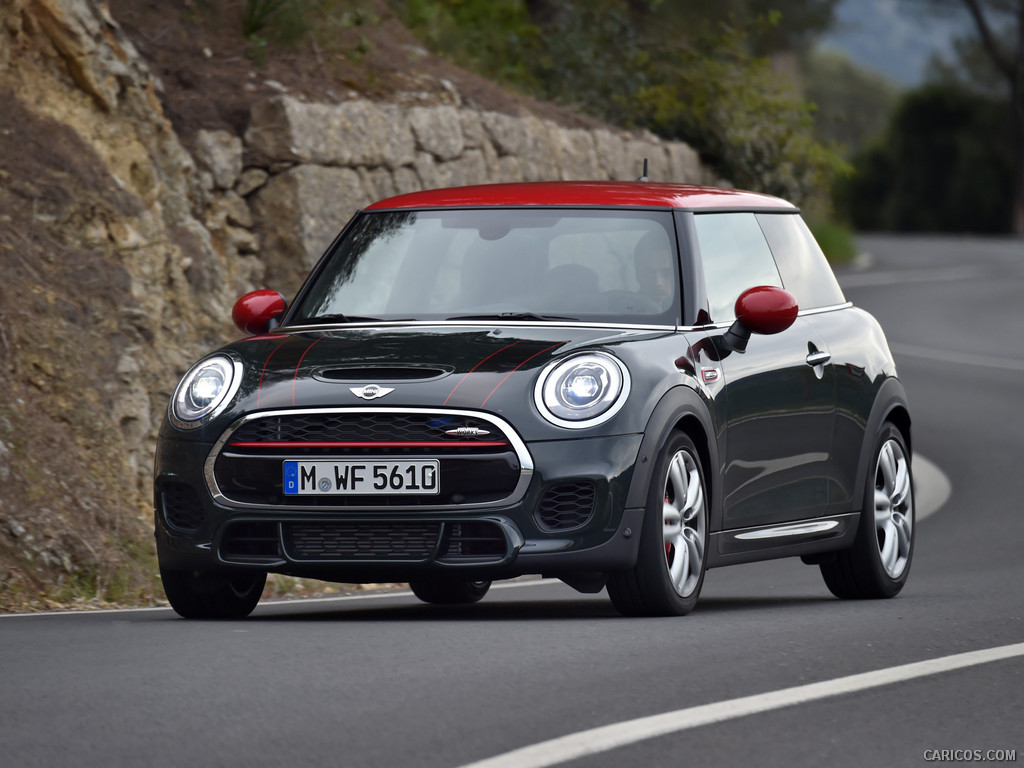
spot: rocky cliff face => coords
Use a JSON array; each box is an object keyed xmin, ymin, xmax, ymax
[{"xmin": 0, "ymin": 0, "xmax": 712, "ymax": 609}]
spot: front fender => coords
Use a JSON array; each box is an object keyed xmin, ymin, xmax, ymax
[
  {"xmin": 624, "ymin": 385, "xmax": 721, "ymax": 529},
  {"xmin": 852, "ymin": 376, "xmax": 911, "ymax": 512}
]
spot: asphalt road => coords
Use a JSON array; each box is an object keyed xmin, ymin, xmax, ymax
[{"xmin": 3, "ymin": 235, "xmax": 1023, "ymax": 768}]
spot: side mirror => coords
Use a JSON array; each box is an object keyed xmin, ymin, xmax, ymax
[
  {"xmin": 232, "ymin": 290, "xmax": 287, "ymax": 335},
  {"xmin": 722, "ymin": 286, "xmax": 798, "ymax": 353}
]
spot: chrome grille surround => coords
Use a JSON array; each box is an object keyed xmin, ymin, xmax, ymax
[{"xmin": 204, "ymin": 407, "xmax": 534, "ymax": 512}]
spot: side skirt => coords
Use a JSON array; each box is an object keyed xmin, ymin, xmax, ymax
[{"xmin": 707, "ymin": 512, "xmax": 859, "ymax": 568}]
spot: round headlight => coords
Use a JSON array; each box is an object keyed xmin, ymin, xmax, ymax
[
  {"xmin": 535, "ymin": 353, "xmax": 630, "ymax": 428},
  {"xmin": 170, "ymin": 355, "xmax": 243, "ymax": 429}
]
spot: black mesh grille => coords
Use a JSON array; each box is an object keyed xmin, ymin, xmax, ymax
[
  {"xmin": 283, "ymin": 521, "xmax": 441, "ymax": 560},
  {"xmin": 214, "ymin": 455, "xmax": 519, "ymax": 506},
  {"xmin": 215, "ymin": 411, "xmax": 522, "ymax": 508},
  {"xmin": 230, "ymin": 413, "xmax": 503, "ymax": 446},
  {"xmin": 162, "ymin": 483, "xmax": 205, "ymax": 531},
  {"xmin": 536, "ymin": 482, "xmax": 597, "ymax": 531}
]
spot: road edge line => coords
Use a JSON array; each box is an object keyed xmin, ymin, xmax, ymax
[{"xmin": 457, "ymin": 642, "xmax": 1024, "ymax": 768}]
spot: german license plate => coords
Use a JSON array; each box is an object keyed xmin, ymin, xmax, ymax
[{"xmin": 283, "ymin": 460, "xmax": 439, "ymax": 496}]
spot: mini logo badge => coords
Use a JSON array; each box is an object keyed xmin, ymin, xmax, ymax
[
  {"xmin": 444, "ymin": 427, "xmax": 491, "ymax": 437},
  {"xmin": 349, "ymin": 384, "xmax": 395, "ymax": 400}
]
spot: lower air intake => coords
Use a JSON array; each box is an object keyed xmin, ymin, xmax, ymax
[
  {"xmin": 437, "ymin": 521, "xmax": 508, "ymax": 563},
  {"xmin": 536, "ymin": 482, "xmax": 597, "ymax": 531},
  {"xmin": 283, "ymin": 521, "xmax": 442, "ymax": 560},
  {"xmin": 220, "ymin": 521, "xmax": 281, "ymax": 562},
  {"xmin": 162, "ymin": 483, "xmax": 205, "ymax": 532}
]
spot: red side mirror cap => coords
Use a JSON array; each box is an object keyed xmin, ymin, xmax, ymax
[
  {"xmin": 232, "ymin": 290, "xmax": 286, "ymax": 335},
  {"xmin": 735, "ymin": 286, "xmax": 798, "ymax": 336}
]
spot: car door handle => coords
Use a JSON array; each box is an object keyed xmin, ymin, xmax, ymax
[{"xmin": 806, "ymin": 350, "xmax": 831, "ymax": 367}]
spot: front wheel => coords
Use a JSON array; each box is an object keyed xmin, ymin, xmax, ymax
[
  {"xmin": 608, "ymin": 432, "xmax": 708, "ymax": 617},
  {"xmin": 820, "ymin": 423, "xmax": 914, "ymax": 599},
  {"xmin": 409, "ymin": 577, "xmax": 491, "ymax": 605},
  {"xmin": 160, "ymin": 568, "xmax": 266, "ymax": 619}
]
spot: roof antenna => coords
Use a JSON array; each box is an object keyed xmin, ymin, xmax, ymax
[{"xmin": 637, "ymin": 158, "xmax": 649, "ymax": 182}]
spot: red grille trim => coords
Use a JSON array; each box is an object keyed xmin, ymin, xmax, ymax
[{"xmin": 228, "ymin": 440, "xmax": 509, "ymax": 448}]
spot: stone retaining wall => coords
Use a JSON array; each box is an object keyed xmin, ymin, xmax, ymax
[{"xmin": 195, "ymin": 95, "xmax": 715, "ymax": 293}]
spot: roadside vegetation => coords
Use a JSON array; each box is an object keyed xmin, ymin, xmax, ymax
[
  {"xmin": 835, "ymin": 0, "xmax": 1024, "ymax": 235},
  {"xmin": 232, "ymin": 0, "xmax": 1024, "ymax": 239},
  {"xmin": 392, "ymin": 1, "xmax": 852, "ymax": 226},
  {"xmin": 235, "ymin": 0, "xmax": 867, "ymax": 258}
]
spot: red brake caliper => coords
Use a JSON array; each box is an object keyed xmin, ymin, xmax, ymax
[{"xmin": 665, "ymin": 495, "xmax": 672, "ymax": 562}]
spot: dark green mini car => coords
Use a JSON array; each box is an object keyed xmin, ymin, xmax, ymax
[{"xmin": 155, "ymin": 181, "xmax": 913, "ymax": 618}]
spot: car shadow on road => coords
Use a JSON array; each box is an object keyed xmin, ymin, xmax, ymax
[
  {"xmin": 247, "ymin": 599, "xmax": 621, "ymax": 622},
  {"xmin": 228, "ymin": 593, "xmax": 838, "ymax": 623}
]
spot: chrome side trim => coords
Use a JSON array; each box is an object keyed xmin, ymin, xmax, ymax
[
  {"xmin": 799, "ymin": 302, "xmax": 854, "ymax": 317},
  {"xmin": 733, "ymin": 519, "xmax": 839, "ymax": 541},
  {"xmin": 204, "ymin": 407, "xmax": 534, "ymax": 512},
  {"xmin": 682, "ymin": 302, "xmax": 854, "ymax": 332}
]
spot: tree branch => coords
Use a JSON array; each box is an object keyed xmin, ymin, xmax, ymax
[{"xmin": 961, "ymin": 0, "xmax": 1016, "ymax": 80}]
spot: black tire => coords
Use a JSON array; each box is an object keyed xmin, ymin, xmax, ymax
[
  {"xmin": 409, "ymin": 577, "xmax": 491, "ymax": 605},
  {"xmin": 607, "ymin": 432, "xmax": 709, "ymax": 617},
  {"xmin": 160, "ymin": 568, "xmax": 266, "ymax": 619},
  {"xmin": 821, "ymin": 423, "xmax": 915, "ymax": 599}
]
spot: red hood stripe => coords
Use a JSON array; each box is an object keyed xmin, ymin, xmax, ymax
[
  {"xmin": 480, "ymin": 343, "xmax": 563, "ymax": 407},
  {"xmin": 292, "ymin": 338, "xmax": 324, "ymax": 405},
  {"xmin": 256, "ymin": 337, "xmax": 292, "ymax": 408},
  {"xmin": 443, "ymin": 339, "xmax": 525, "ymax": 406}
]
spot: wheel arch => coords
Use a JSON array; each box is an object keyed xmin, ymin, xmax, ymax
[
  {"xmin": 852, "ymin": 376, "xmax": 912, "ymax": 512},
  {"xmin": 624, "ymin": 386, "xmax": 720, "ymax": 528}
]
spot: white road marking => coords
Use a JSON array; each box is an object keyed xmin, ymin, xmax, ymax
[
  {"xmin": 0, "ymin": 577, "xmax": 559, "ymax": 618},
  {"xmin": 913, "ymin": 454, "xmax": 950, "ymax": 521},
  {"xmin": 892, "ymin": 342, "xmax": 1024, "ymax": 373},
  {"xmin": 456, "ymin": 642, "xmax": 1024, "ymax": 768},
  {"xmin": 838, "ymin": 265, "xmax": 996, "ymax": 288}
]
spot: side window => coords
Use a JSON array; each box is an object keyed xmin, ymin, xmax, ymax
[
  {"xmin": 756, "ymin": 213, "xmax": 846, "ymax": 310},
  {"xmin": 694, "ymin": 212, "xmax": 782, "ymax": 323}
]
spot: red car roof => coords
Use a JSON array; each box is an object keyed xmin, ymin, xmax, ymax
[{"xmin": 364, "ymin": 181, "xmax": 797, "ymax": 211}]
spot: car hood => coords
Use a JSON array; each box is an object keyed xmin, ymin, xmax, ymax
[{"xmin": 221, "ymin": 323, "xmax": 669, "ymax": 422}]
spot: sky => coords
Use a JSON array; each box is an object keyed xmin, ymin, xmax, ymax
[{"xmin": 819, "ymin": 0, "xmax": 967, "ymax": 86}]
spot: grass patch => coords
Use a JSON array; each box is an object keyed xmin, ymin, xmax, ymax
[
  {"xmin": 809, "ymin": 218, "xmax": 858, "ymax": 265},
  {"xmin": 239, "ymin": 0, "xmax": 379, "ymax": 64}
]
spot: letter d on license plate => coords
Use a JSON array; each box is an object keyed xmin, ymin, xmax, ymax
[{"xmin": 283, "ymin": 460, "xmax": 439, "ymax": 495}]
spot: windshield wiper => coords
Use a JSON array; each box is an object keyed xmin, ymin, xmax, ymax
[
  {"xmin": 445, "ymin": 312, "xmax": 578, "ymax": 322},
  {"xmin": 293, "ymin": 313, "xmax": 384, "ymax": 325}
]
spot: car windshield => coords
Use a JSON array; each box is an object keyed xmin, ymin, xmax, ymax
[{"xmin": 290, "ymin": 208, "xmax": 681, "ymax": 325}]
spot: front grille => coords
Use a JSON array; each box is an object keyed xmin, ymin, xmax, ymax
[
  {"xmin": 229, "ymin": 413, "xmax": 503, "ymax": 449},
  {"xmin": 283, "ymin": 521, "xmax": 442, "ymax": 560},
  {"xmin": 535, "ymin": 482, "xmax": 597, "ymax": 531},
  {"xmin": 162, "ymin": 483, "xmax": 205, "ymax": 531},
  {"xmin": 212, "ymin": 410, "xmax": 526, "ymax": 509}
]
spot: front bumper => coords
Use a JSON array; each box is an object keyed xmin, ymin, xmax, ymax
[{"xmin": 154, "ymin": 426, "xmax": 645, "ymax": 581}]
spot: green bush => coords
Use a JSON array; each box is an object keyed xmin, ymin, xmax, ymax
[
  {"xmin": 837, "ymin": 83, "xmax": 1015, "ymax": 233},
  {"xmin": 808, "ymin": 218, "xmax": 857, "ymax": 264},
  {"xmin": 393, "ymin": 0, "xmax": 847, "ymax": 206},
  {"xmin": 240, "ymin": 0, "xmax": 377, "ymax": 62}
]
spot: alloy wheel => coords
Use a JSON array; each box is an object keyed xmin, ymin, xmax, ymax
[
  {"xmin": 874, "ymin": 438, "xmax": 913, "ymax": 579},
  {"xmin": 662, "ymin": 449, "xmax": 707, "ymax": 597}
]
